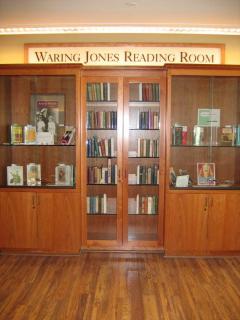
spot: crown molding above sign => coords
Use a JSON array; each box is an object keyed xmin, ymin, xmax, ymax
[{"xmin": 25, "ymin": 43, "xmax": 225, "ymax": 66}]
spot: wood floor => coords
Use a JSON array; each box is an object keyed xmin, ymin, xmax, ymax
[{"xmin": 0, "ymin": 253, "xmax": 239, "ymax": 320}]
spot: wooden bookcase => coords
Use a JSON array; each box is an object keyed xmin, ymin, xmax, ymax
[
  {"xmin": 80, "ymin": 67, "xmax": 166, "ymax": 250},
  {"xmin": 164, "ymin": 64, "xmax": 240, "ymax": 256},
  {"xmin": 0, "ymin": 64, "xmax": 81, "ymax": 253}
]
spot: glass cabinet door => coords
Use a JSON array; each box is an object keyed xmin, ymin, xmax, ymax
[
  {"xmin": 169, "ymin": 75, "xmax": 240, "ymax": 189},
  {"xmin": 0, "ymin": 74, "xmax": 77, "ymax": 188},
  {"xmin": 84, "ymin": 79, "xmax": 122, "ymax": 243},
  {"xmin": 124, "ymin": 80, "xmax": 163, "ymax": 244}
]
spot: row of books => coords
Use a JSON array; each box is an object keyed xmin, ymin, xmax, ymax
[
  {"xmin": 172, "ymin": 124, "xmax": 240, "ymax": 146},
  {"xmin": 87, "ymin": 160, "xmax": 117, "ymax": 184},
  {"xmin": 138, "ymin": 111, "xmax": 159, "ymax": 129},
  {"xmin": 9, "ymin": 124, "xmax": 75, "ymax": 145},
  {"xmin": 135, "ymin": 194, "xmax": 158, "ymax": 214},
  {"xmin": 87, "ymin": 194, "xmax": 107, "ymax": 214},
  {"xmin": 6, "ymin": 163, "xmax": 74, "ymax": 186},
  {"xmin": 134, "ymin": 83, "xmax": 160, "ymax": 102},
  {"xmin": 87, "ymin": 83, "xmax": 112, "ymax": 102},
  {"xmin": 136, "ymin": 165, "xmax": 159, "ymax": 184},
  {"xmin": 87, "ymin": 111, "xmax": 117, "ymax": 129},
  {"xmin": 87, "ymin": 136, "xmax": 115, "ymax": 157},
  {"xmin": 137, "ymin": 138, "xmax": 159, "ymax": 157}
]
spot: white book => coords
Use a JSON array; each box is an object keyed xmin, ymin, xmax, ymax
[
  {"xmin": 103, "ymin": 193, "xmax": 107, "ymax": 213},
  {"xmin": 136, "ymin": 194, "xmax": 139, "ymax": 214}
]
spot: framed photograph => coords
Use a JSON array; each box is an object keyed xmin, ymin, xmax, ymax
[
  {"xmin": 55, "ymin": 164, "xmax": 73, "ymax": 186},
  {"xmin": 27, "ymin": 163, "xmax": 41, "ymax": 186},
  {"xmin": 30, "ymin": 94, "xmax": 65, "ymax": 135},
  {"xmin": 7, "ymin": 164, "xmax": 24, "ymax": 186},
  {"xmin": 197, "ymin": 162, "xmax": 216, "ymax": 186}
]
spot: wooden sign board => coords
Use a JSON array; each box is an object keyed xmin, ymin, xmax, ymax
[{"xmin": 25, "ymin": 43, "xmax": 224, "ymax": 66}]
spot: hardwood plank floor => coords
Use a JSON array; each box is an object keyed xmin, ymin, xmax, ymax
[{"xmin": 0, "ymin": 253, "xmax": 239, "ymax": 320}]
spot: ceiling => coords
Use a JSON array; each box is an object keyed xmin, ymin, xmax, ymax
[{"xmin": 0, "ymin": 0, "xmax": 240, "ymax": 34}]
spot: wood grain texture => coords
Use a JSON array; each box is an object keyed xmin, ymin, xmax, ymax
[{"xmin": 0, "ymin": 253, "xmax": 239, "ymax": 320}]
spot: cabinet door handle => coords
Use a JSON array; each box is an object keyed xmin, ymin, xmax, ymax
[
  {"xmin": 209, "ymin": 197, "xmax": 213, "ymax": 208},
  {"xmin": 32, "ymin": 194, "xmax": 36, "ymax": 209},
  {"xmin": 118, "ymin": 169, "xmax": 121, "ymax": 183},
  {"xmin": 203, "ymin": 197, "xmax": 208, "ymax": 212}
]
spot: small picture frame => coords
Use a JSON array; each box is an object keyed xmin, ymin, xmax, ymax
[
  {"xmin": 60, "ymin": 126, "xmax": 75, "ymax": 145},
  {"xmin": 55, "ymin": 164, "xmax": 73, "ymax": 186},
  {"xmin": 7, "ymin": 164, "xmax": 24, "ymax": 186},
  {"xmin": 197, "ymin": 162, "xmax": 216, "ymax": 186},
  {"xmin": 27, "ymin": 163, "xmax": 41, "ymax": 186}
]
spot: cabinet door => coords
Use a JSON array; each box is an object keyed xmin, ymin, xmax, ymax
[
  {"xmin": 165, "ymin": 193, "xmax": 208, "ymax": 255},
  {"xmin": 123, "ymin": 79, "xmax": 165, "ymax": 247},
  {"xmin": 208, "ymin": 194, "xmax": 240, "ymax": 252},
  {"xmin": 81, "ymin": 77, "xmax": 123, "ymax": 247},
  {"xmin": 37, "ymin": 193, "xmax": 80, "ymax": 252},
  {"xmin": 0, "ymin": 192, "xmax": 37, "ymax": 249}
]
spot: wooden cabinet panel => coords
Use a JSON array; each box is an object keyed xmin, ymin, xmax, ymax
[
  {"xmin": 37, "ymin": 193, "xmax": 80, "ymax": 253},
  {"xmin": 208, "ymin": 194, "xmax": 240, "ymax": 252},
  {"xmin": 165, "ymin": 192, "xmax": 240, "ymax": 255},
  {"xmin": 165, "ymin": 193, "xmax": 208, "ymax": 255},
  {"xmin": 0, "ymin": 192, "xmax": 37, "ymax": 249},
  {"xmin": 0, "ymin": 191, "xmax": 80, "ymax": 253}
]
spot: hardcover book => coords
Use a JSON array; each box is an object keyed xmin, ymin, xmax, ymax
[
  {"xmin": 27, "ymin": 163, "xmax": 41, "ymax": 186},
  {"xmin": 7, "ymin": 164, "xmax": 24, "ymax": 186},
  {"xmin": 11, "ymin": 124, "xmax": 23, "ymax": 144}
]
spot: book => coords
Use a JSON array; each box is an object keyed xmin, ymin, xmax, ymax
[
  {"xmin": 26, "ymin": 163, "xmax": 41, "ymax": 186},
  {"xmin": 24, "ymin": 124, "xmax": 37, "ymax": 144},
  {"xmin": 193, "ymin": 126, "xmax": 204, "ymax": 145},
  {"xmin": 7, "ymin": 164, "xmax": 23, "ymax": 186},
  {"xmin": 11, "ymin": 124, "xmax": 23, "ymax": 144},
  {"xmin": 60, "ymin": 126, "xmax": 75, "ymax": 145},
  {"xmin": 221, "ymin": 126, "xmax": 234, "ymax": 146},
  {"xmin": 55, "ymin": 164, "xmax": 74, "ymax": 186}
]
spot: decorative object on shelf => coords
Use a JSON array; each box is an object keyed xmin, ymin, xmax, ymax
[
  {"xmin": 36, "ymin": 131, "xmax": 54, "ymax": 145},
  {"xmin": 197, "ymin": 162, "xmax": 216, "ymax": 186},
  {"xmin": 55, "ymin": 164, "xmax": 74, "ymax": 186},
  {"xmin": 60, "ymin": 126, "xmax": 75, "ymax": 145},
  {"xmin": 24, "ymin": 124, "xmax": 37, "ymax": 144},
  {"xmin": 10, "ymin": 124, "xmax": 23, "ymax": 144},
  {"xmin": 26, "ymin": 163, "xmax": 41, "ymax": 186},
  {"xmin": 30, "ymin": 94, "xmax": 65, "ymax": 133},
  {"xmin": 169, "ymin": 167, "xmax": 177, "ymax": 186},
  {"xmin": 7, "ymin": 164, "xmax": 23, "ymax": 186},
  {"xmin": 221, "ymin": 125, "xmax": 235, "ymax": 146}
]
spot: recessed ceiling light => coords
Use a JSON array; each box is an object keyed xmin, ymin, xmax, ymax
[{"xmin": 125, "ymin": 1, "xmax": 137, "ymax": 7}]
